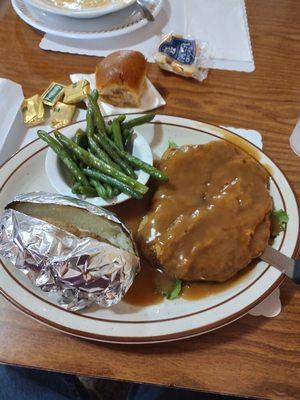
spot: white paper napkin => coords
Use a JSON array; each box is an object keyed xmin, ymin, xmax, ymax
[
  {"xmin": 70, "ymin": 73, "xmax": 166, "ymax": 116},
  {"xmin": 290, "ymin": 118, "xmax": 300, "ymax": 157},
  {"xmin": 249, "ymin": 288, "xmax": 281, "ymax": 318},
  {"xmin": 0, "ymin": 78, "xmax": 26, "ymax": 165},
  {"xmin": 40, "ymin": 0, "xmax": 254, "ymax": 72}
]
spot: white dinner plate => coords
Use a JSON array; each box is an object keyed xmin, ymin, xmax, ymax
[
  {"xmin": 25, "ymin": 0, "xmax": 135, "ymax": 19},
  {"xmin": 0, "ymin": 114, "xmax": 299, "ymax": 344},
  {"xmin": 45, "ymin": 127, "xmax": 153, "ymax": 206},
  {"xmin": 12, "ymin": 0, "xmax": 162, "ymax": 39}
]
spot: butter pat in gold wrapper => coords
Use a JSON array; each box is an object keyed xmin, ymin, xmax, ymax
[
  {"xmin": 63, "ymin": 80, "xmax": 90, "ymax": 104},
  {"xmin": 22, "ymin": 95, "xmax": 45, "ymax": 126},
  {"xmin": 41, "ymin": 82, "xmax": 65, "ymax": 106},
  {"xmin": 51, "ymin": 102, "xmax": 76, "ymax": 129}
]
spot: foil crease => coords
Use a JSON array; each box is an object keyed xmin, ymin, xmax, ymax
[{"xmin": 0, "ymin": 192, "xmax": 140, "ymax": 311}]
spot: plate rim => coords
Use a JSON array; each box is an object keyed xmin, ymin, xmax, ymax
[
  {"xmin": 0, "ymin": 275, "xmax": 285, "ymax": 344},
  {"xmin": 0, "ymin": 114, "xmax": 299, "ymax": 344},
  {"xmin": 12, "ymin": 0, "xmax": 163, "ymax": 39}
]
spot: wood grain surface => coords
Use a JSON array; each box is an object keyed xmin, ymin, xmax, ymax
[{"xmin": 0, "ymin": 1, "xmax": 300, "ymax": 399}]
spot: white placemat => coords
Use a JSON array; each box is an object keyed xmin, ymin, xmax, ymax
[{"xmin": 40, "ymin": 0, "xmax": 254, "ymax": 72}]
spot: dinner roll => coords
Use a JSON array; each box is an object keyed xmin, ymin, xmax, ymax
[{"xmin": 95, "ymin": 50, "xmax": 147, "ymax": 107}]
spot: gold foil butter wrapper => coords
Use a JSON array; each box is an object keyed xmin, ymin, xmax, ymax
[
  {"xmin": 63, "ymin": 80, "xmax": 90, "ymax": 104},
  {"xmin": 51, "ymin": 101, "xmax": 76, "ymax": 129},
  {"xmin": 41, "ymin": 82, "xmax": 65, "ymax": 106},
  {"xmin": 0, "ymin": 192, "xmax": 140, "ymax": 311},
  {"xmin": 22, "ymin": 94, "xmax": 45, "ymax": 126}
]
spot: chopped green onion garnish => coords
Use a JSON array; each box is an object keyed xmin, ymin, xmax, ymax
[
  {"xmin": 270, "ymin": 209, "xmax": 289, "ymax": 237},
  {"xmin": 162, "ymin": 279, "xmax": 182, "ymax": 300}
]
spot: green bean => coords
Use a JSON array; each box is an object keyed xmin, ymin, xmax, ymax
[
  {"xmin": 123, "ymin": 113, "xmax": 155, "ymax": 130},
  {"xmin": 116, "ymin": 114, "xmax": 126, "ymax": 123},
  {"xmin": 58, "ymin": 139, "xmax": 79, "ymax": 164},
  {"xmin": 112, "ymin": 187, "xmax": 120, "ymax": 196},
  {"xmin": 94, "ymin": 133, "xmax": 136, "ymax": 178},
  {"xmin": 82, "ymin": 168, "xmax": 143, "ymax": 199},
  {"xmin": 89, "ymin": 89, "xmax": 99, "ymax": 103},
  {"xmin": 111, "ymin": 118, "xmax": 124, "ymax": 150},
  {"xmin": 124, "ymin": 130, "xmax": 133, "ymax": 150},
  {"xmin": 87, "ymin": 108, "xmax": 122, "ymax": 171},
  {"xmin": 86, "ymin": 108, "xmax": 95, "ymax": 136},
  {"xmin": 89, "ymin": 178, "xmax": 107, "ymax": 199},
  {"xmin": 87, "ymin": 141, "xmax": 116, "ymax": 197},
  {"xmin": 88, "ymin": 134, "xmax": 117, "ymax": 167},
  {"xmin": 72, "ymin": 185, "xmax": 97, "ymax": 197},
  {"xmin": 88, "ymin": 96, "xmax": 135, "ymax": 176},
  {"xmin": 86, "ymin": 115, "xmax": 118, "ymax": 198},
  {"xmin": 121, "ymin": 127, "xmax": 131, "ymax": 149},
  {"xmin": 103, "ymin": 183, "xmax": 113, "ymax": 199},
  {"xmin": 38, "ymin": 130, "xmax": 88, "ymax": 185},
  {"xmin": 122, "ymin": 127, "xmax": 131, "ymax": 140},
  {"xmin": 63, "ymin": 166, "xmax": 76, "ymax": 186},
  {"xmin": 74, "ymin": 128, "xmax": 88, "ymax": 149},
  {"xmin": 88, "ymin": 91, "xmax": 106, "ymax": 135},
  {"xmin": 103, "ymin": 137, "xmax": 168, "ymax": 182},
  {"xmin": 72, "ymin": 182, "xmax": 83, "ymax": 193},
  {"xmin": 73, "ymin": 129, "xmax": 88, "ymax": 167},
  {"xmin": 54, "ymin": 131, "xmax": 148, "ymax": 195},
  {"xmin": 107, "ymin": 124, "xmax": 113, "ymax": 137}
]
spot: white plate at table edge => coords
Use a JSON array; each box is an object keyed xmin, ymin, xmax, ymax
[
  {"xmin": 11, "ymin": 0, "xmax": 162, "ymax": 39},
  {"xmin": 45, "ymin": 127, "xmax": 153, "ymax": 206},
  {"xmin": 25, "ymin": 0, "xmax": 135, "ymax": 19},
  {"xmin": 0, "ymin": 114, "xmax": 299, "ymax": 344}
]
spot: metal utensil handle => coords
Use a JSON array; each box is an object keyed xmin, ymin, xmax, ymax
[
  {"xmin": 293, "ymin": 259, "xmax": 300, "ymax": 284},
  {"xmin": 136, "ymin": 0, "xmax": 154, "ymax": 21}
]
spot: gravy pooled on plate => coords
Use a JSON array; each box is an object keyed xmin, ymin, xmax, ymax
[{"xmin": 138, "ymin": 141, "xmax": 272, "ymax": 282}]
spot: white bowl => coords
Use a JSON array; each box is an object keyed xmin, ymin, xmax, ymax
[
  {"xmin": 25, "ymin": 0, "xmax": 135, "ymax": 19},
  {"xmin": 45, "ymin": 121, "xmax": 153, "ymax": 207}
]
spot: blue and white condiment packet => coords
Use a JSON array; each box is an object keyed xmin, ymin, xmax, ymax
[{"xmin": 154, "ymin": 32, "xmax": 209, "ymax": 82}]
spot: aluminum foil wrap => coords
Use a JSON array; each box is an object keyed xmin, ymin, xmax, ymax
[{"xmin": 0, "ymin": 192, "xmax": 140, "ymax": 311}]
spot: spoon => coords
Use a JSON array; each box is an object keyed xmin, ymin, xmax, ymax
[{"xmin": 136, "ymin": 0, "xmax": 154, "ymax": 21}]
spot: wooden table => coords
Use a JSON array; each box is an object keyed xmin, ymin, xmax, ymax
[{"xmin": 0, "ymin": 1, "xmax": 300, "ymax": 399}]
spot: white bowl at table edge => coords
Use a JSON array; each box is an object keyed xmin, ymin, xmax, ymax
[{"xmin": 45, "ymin": 125, "xmax": 153, "ymax": 207}]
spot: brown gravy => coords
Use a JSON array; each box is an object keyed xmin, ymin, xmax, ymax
[
  {"xmin": 123, "ymin": 261, "xmax": 255, "ymax": 307},
  {"xmin": 123, "ymin": 260, "xmax": 164, "ymax": 306},
  {"xmin": 221, "ymin": 131, "xmax": 275, "ymax": 178},
  {"xmin": 221, "ymin": 131, "xmax": 261, "ymax": 161},
  {"xmin": 109, "ymin": 165, "xmax": 260, "ymax": 307},
  {"xmin": 137, "ymin": 141, "xmax": 271, "ymax": 282}
]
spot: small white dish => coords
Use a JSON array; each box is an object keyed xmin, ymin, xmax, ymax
[
  {"xmin": 25, "ymin": 0, "xmax": 135, "ymax": 19},
  {"xmin": 12, "ymin": 0, "xmax": 162, "ymax": 39},
  {"xmin": 45, "ymin": 120, "xmax": 153, "ymax": 207}
]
